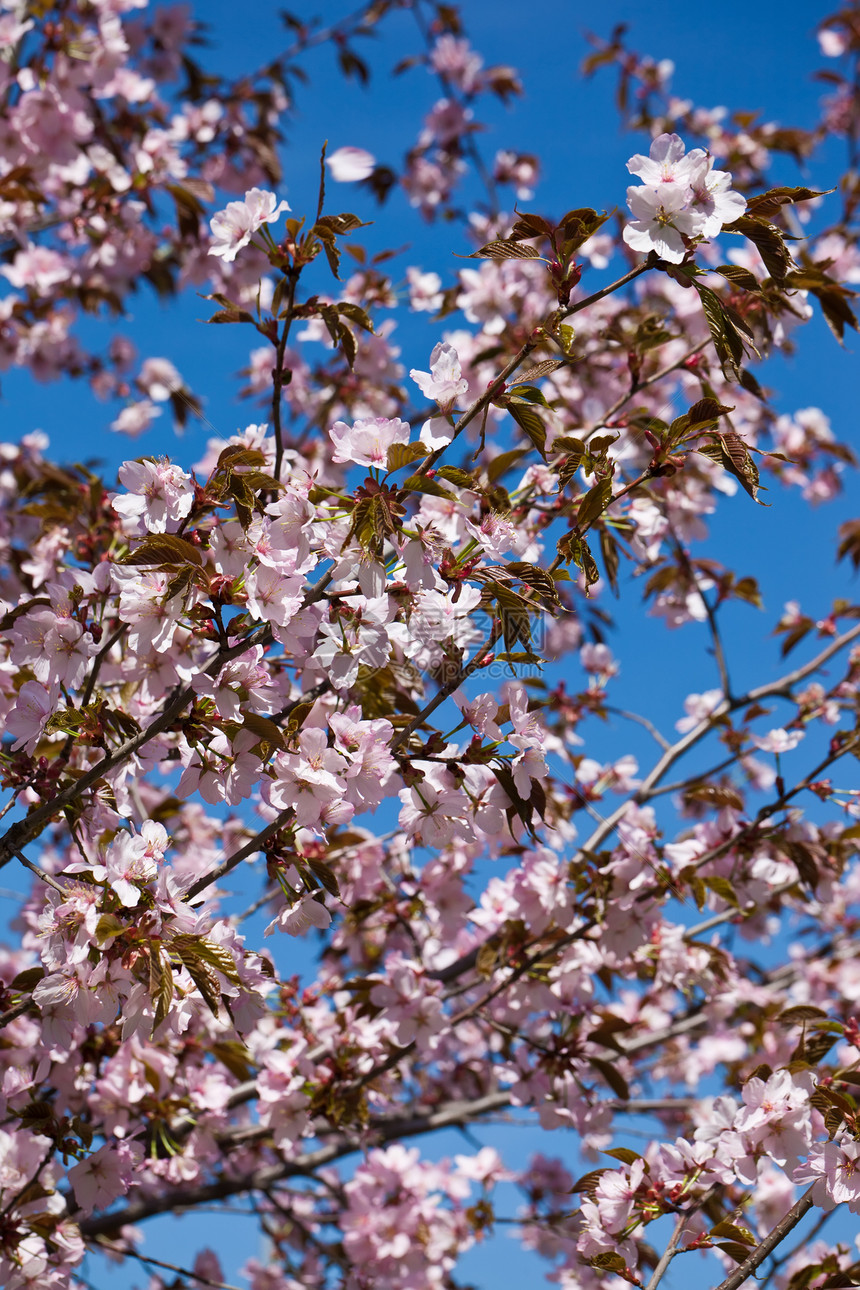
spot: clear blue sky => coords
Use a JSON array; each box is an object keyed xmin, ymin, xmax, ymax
[{"xmin": 11, "ymin": 2, "xmax": 857, "ymax": 1287}]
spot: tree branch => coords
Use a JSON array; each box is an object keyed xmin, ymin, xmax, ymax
[
  {"xmin": 645, "ymin": 1208, "xmax": 693, "ymax": 1290},
  {"xmin": 187, "ymin": 808, "xmax": 293, "ymax": 901},
  {"xmin": 77, "ymin": 1090, "xmax": 511, "ymax": 1238},
  {"xmin": 711, "ymin": 1187, "xmax": 816, "ymax": 1290}
]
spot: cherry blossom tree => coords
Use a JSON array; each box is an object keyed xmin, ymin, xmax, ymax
[{"xmin": 1, "ymin": 3, "xmax": 860, "ymax": 1290}]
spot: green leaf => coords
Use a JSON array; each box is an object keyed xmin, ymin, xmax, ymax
[
  {"xmin": 599, "ymin": 526, "xmax": 620, "ymax": 596},
  {"xmin": 710, "ymin": 1220, "xmax": 756, "ymax": 1246},
  {"xmin": 590, "ymin": 1252, "xmax": 627, "ymax": 1272},
  {"xmin": 603, "ymin": 1146, "xmax": 641, "ymax": 1165},
  {"xmin": 509, "ymin": 212, "xmax": 554, "ymax": 240},
  {"xmin": 551, "ymin": 435, "xmax": 585, "ymax": 455},
  {"xmin": 714, "ymin": 264, "xmax": 760, "ymax": 292},
  {"xmin": 556, "ymin": 207, "xmax": 611, "ymax": 252},
  {"xmin": 508, "ymin": 401, "xmax": 548, "ymax": 460},
  {"xmin": 305, "ymin": 856, "xmax": 340, "ymax": 897},
  {"xmin": 44, "ymin": 707, "xmax": 87, "ymax": 735},
  {"xmin": 185, "ymin": 960, "xmax": 223, "ymax": 1016},
  {"xmin": 778, "ymin": 1005, "xmax": 829, "ymax": 1025},
  {"xmin": 727, "ymin": 215, "xmax": 794, "ymax": 282},
  {"xmin": 568, "ymin": 1169, "xmax": 607, "ymax": 1194},
  {"xmin": 172, "ymin": 933, "xmax": 240, "ymax": 986},
  {"xmin": 149, "ymin": 947, "xmax": 174, "ymax": 1034},
  {"xmin": 486, "ymin": 448, "xmax": 527, "ymax": 483},
  {"xmin": 669, "ymin": 398, "xmax": 734, "ymax": 442},
  {"xmin": 717, "ymin": 1242, "xmax": 757, "ymax": 1265},
  {"xmin": 556, "ymin": 324, "xmax": 575, "ymax": 354},
  {"xmin": 585, "ymin": 433, "xmax": 618, "ymax": 459},
  {"xmin": 94, "ymin": 913, "xmax": 125, "ymax": 945},
  {"xmin": 465, "ymin": 239, "xmax": 543, "ymax": 260},
  {"xmin": 10, "ymin": 966, "xmax": 45, "ymax": 992},
  {"xmin": 686, "ymin": 783, "xmax": 743, "ymax": 810},
  {"xmin": 556, "ymin": 532, "xmax": 600, "ymax": 592},
  {"xmin": 402, "ymin": 473, "xmax": 455, "ymax": 499},
  {"xmin": 745, "ymin": 186, "xmax": 833, "ymax": 218},
  {"xmin": 493, "ymin": 764, "xmax": 538, "ymax": 838},
  {"xmin": 206, "ymin": 307, "xmax": 254, "ymax": 324},
  {"xmin": 508, "ymin": 384, "xmax": 548, "ymax": 406},
  {"xmin": 698, "ymin": 432, "xmax": 768, "ymax": 505},
  {"xmin": 386, "ymin": 442, "xmax": 429, "ymax": 472},
  {"xmin": 576, "ymin": 477, "xmax": 612, "ymax": 530},
  {"xmin": 517, "ymin": 359, "xmax": 566, "ymax": 382},
  {"xmin": 211, "ymin": 1039, "xmax": 255, "ymax": 1082},
  {"xmin": 705, "ymin": 875, "xmax": 741, "ymax": 908},
  {"xmin": 437, "ymin": 466, "xmax": 476, "ymax": 488},
  {"xmin": 216, "ymin": 445, "xmax": 266, "ymax": 471},
  {"xmin": 119, "ymin": 535, "xmax": 203, "ymax": 567},
  {"xmin": 507, "ymin": 561, "xmax": 560, "ymax": 606},
  {"xmin": 241, "ymin": 711, "xmax": 286, "ymax": 755},
  {"xmin": 591, "ymin": 1058, "xmax": 630, "ymax": 1100},
  {"xmin": 695, "ymin": 282, "xmax": 758, "ymax": 378},
  {"xmin": 337, "ymin": 301, "xmax": 375, "ymax": 333},
  {"xmin": 194, "ymin": 937, "xmax": 242, "ymax": 984}
]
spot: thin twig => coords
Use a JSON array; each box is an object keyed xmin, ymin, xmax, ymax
[
  {"xmin": 187, "ymin": 808, "xmax": 293, "ymax": 901},
  {"xmin": 272, "ymin": 270, "xmax": 298, "ymax": 484},
  {"xmin": 712, "ymin": 1186, "xmax": 816, "ymax": 1290},
  {"xmin": 391, "ymin": 621, "xmax": 501, "ymax": 752},
  {"xmin": 590, "ymin": 336, "xmax": 710, "ymax": 438},
  {"xmin": 645, "ymin": 1208, "xmax": 693, "ymax": 1290},
  {"xmin": 78, "ymin": 1090, "xmax": 512, "ymax": 1238},
  {"xmin": 13, "ymin": 849, "xmax": 68, "ymax": 895},
  {"xmin": 605, "ymin": 705, "xmax": 671, "ymax": 750},
  {"xmin": 671, "ymin": 530, "xmax": 732, "ymax": 700},
  {"xmin": 87, "ymin": 1241, "xmax": 244, "ymax": 1290},
  {"xmin": 578, "ymin": 620, "xmax": 860, "ymax": 859}
]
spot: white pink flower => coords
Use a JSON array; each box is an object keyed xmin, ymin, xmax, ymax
[
  {"xmin": 329, "ymin": 415, "xmax": 410, "ymax": 468},
  {"xmin": 750, "ymin": 727, "xmax": 805, "ymax": 754},
  {"xmin": 327, "ymin": 146, "xmax": 376, "ymax": 182},
  {"xmin": 676, "ymin": 688, "xmax": 724, "ymax": 733},
  {"xmin": 267, "ymin": 892, "xmax": 332, "ymax": 937},
  {"xmin": 410, "ymin": 341, "xmax": 469, "ymax": 413},
  {"xmin": 208, "ymin": 187, "xmax": 290, "ymax": 262},
  {"xmin": 623, "ymin": 133, "xmax": 746, "ymax": 263},
  {"xmin": 112, "ymin": 456, "xmax": 195, "ymax": 534},
  {"xmin": 68, "ymin": 1140, "xmax": 142, "ymax": 1216},
  {"xmin": 5, "ymin": 679, "xmax": 57, "ymax": 751}
]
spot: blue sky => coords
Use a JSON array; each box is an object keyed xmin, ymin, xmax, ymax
[{"xmin": 10, "ymin": 1, "xmax": 860, "ymax": 1287}]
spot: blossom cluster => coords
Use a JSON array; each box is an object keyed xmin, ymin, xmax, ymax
[
  {"xmin": 623, "ymin": 131, "xmax": 747, "ymax": 262},
  {"xmin": 0, "ymin": 3, "xmax": 858, "ymax": 1290}
]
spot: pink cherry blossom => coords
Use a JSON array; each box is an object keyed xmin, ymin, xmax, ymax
[
  {"xmin": 112, "ymin": 456, "xmax": 195, "ymax": 533},
  {"xmin": 410, "ymin": 341, "xmax": 469, "ymax": 412},
  {"xmin": 5, "ymin": 679, "xmax": 57, "ymax": 751},
  {"xmin": 329, "ymin": 415, "xmax": 410, "ymax": 468},
  {"xmin": 209, "ymin": 188, "xmax": 291, "ymax": 262},
  {"xmin": 68, "ymin": 1141, "xmax": 142, "ymax": 1216},
  {"xmin": 750, "ymin": 727, "xmax": 805, "ymax": 754},
  {"xmin": 327, "ymin": 146, "xmax": 376, "ymax": 181},
  {"xmin": 267, "ymin": 892, "xmax": 332, "ymax": 937},
  {"xmin": 623, "ymin": 180, "xmax": 702, "ymax": 262}
]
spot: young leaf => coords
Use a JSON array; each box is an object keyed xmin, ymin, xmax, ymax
[
  {"xmin": 576, "ymin": 477, "xmax": 612, "ymax": 530},
  {"xmin": 464, "ymin": 239, "xmax": 543, "ymax": 261},
  {"xmin": 119, "ymin": 535, "xmax": 203, "ymax": 567},
  {"xmin": 508, "ymin": 401, "xmax": 548, "ymax": 460},
  {"xmin": 386, "ymin": 441, "xmax": 429, "ymax": 472},
  {"xmin": 402, "ymin": 473, "xmax": 456, "ymax": 499}
]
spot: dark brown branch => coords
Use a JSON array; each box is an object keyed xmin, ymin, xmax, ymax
[
  {"xmin": 187, "ymin": 808, "xmax": 293, "ymax": 901},
  {"xmin": 711, "ymin": 1186, "xmax": 816, "ymax": 1290},
  {"xmin": 391, "ymin": 621, "xmax": 501, "ymax": 752},
  {"xmin": 77, "ymin": 1090, "xmax": 511, "ymax": 1239}
]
